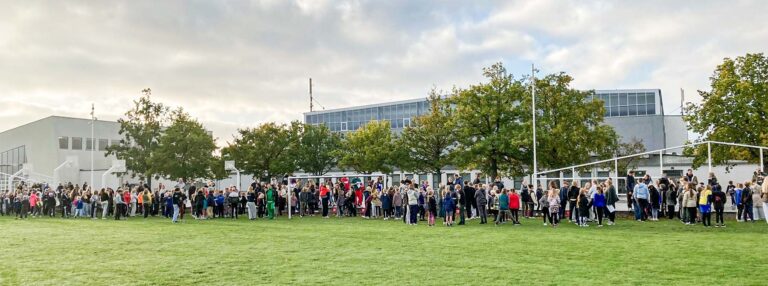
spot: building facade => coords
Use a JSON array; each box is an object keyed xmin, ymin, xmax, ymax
[
  {"xmin": 304, "ymin": 89, "xmax": 686, "ymax": 151},
  {"xmin": 0, "ymin": 116, "xmax": 123, "ymax": 190}
]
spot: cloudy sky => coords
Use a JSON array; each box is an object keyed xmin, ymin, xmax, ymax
[{"xmin": 1, "ymin": 0, "xmax": 766, "ymax": 145}]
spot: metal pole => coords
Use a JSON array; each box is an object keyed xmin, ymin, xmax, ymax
[
  {"xmin": 559, "ymin": 171, "xmax": 563, "ymax": 189},
  {"xmin": 614, "ymin": 159, "xmax": 619, "ymax": 185},
  {"xmin": 288, "ymin": 177, "xmax": 292, "ymax": 220},
  {"xmin": 572, "ymin": 167, "xmax": 577, "ymax": 186},
  {"xmin": 707, "ymin": 142, "xmax": 712, "ymax": 174},
  {"xmin": 531, "ymin": 64, "xmax": 538, "ymax": 189},
  {"xmin": 761, "ymin": 148, "xmax": 764, "ymax": 173},
  {"xmin": 91, "ymin": 104, "xmax": 95, "ymax": 192}
]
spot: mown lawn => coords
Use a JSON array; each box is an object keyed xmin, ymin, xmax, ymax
[{"xmin": 0, "ymin": 214, "xmax": 766, "ymax": 285}]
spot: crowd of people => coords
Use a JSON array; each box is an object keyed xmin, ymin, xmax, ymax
[{"xmin": 2, "ymin": 170, "xmax": 768, "ymax": 229}]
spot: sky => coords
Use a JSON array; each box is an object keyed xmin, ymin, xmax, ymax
[{"xmin": 1, "ymin": 0, "xmax": 766, "ymax": 146}]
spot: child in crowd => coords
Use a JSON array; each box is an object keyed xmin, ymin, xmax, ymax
[
  {"xmin": 577, "ymin": 189, "xmax": 590, "ymax": 227},
  {"xmin": 427, "ymin": 189, "xmax": 436, "ymax": 227}
]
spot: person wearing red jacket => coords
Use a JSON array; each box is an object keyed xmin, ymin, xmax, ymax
[
  {"xmin": 320, "ymin": 184, "xmax": 331, "ymax": 218},
  {"xmin": 123, "ymin": 190, "xmax": 131, "ymax": 218},
  {"xmin": 509, "ymin": 189, "xmax": 521, "ymax": 225}
]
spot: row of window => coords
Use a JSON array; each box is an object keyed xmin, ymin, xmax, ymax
[
  {"xmin": 592, "ymin": 92, "xmax": 658, "ymax": 117},
  {"xmin": 0, "ymin": 146, "xmax": 26, "ymax": 175},
  {"xmin": 58, "ymin": 136, "xmax": 119, "ymax": 151},
  {"xmin": 305, "ymin": 101, "xmax": 428, "ymax": 126},
  {"xmin": 311, "ymin": 118, "xmax": 413, "ymax": 132}
]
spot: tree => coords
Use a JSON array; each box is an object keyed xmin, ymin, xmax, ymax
[
  {"xmin": 684, "ymin": 53, "xmax": 768, "ymax": 169},
  {"xmin": 338, "ymin": 120, "xmax": 395, "ymax": 174},
  {"xmin": 448, "ymin": 63, "xmax": 529, "ymax": 179},
  {"xmin": 222, "ymin": 122, "xmax": 298, "ymax": 181},
  {"xmin": 395, "ymin": 89, "xmax": 456, "ymax": 178},
  {"xmin": 294, "ymin": 123, "xmax": 341, "ymax": 175},
  {"xmin": 525, "ymin": 72, "xmax": 619, "ymax": 172},
  {"xmin": 614, "ymin": 137, "xmax": 647, "ymax": 175},
  {"xmin": 152, "ymin": 108, "xmax": 218, "ymax": 181},
  {"xmin": 106, "ymin": 88, "xmax": 169, "ymax": 185}
]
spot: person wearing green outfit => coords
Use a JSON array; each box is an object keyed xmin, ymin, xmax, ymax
[{"xmin": 267, "ymin": 186, "xmax": 275, "ymax": 219}]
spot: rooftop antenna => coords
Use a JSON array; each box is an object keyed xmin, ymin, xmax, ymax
[
  {"xmin": 309, "ymin": 78, "xmax": 313, "ymax": 112},
  {"xmin": 680, "ymin": 88, "xmax": 684, "ymax": 116}
]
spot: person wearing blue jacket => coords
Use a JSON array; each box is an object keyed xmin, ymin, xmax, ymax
[
  {"xmin": 735, "ymin": 185, "xmax": 744, "ymax": 221},
  {"xmin": 593, "ymin": 187, "xmax": 607, "ymax": 227},
  {"xmin": 442, "ymin": 189, "xmax": 455, "ymax": 227}
]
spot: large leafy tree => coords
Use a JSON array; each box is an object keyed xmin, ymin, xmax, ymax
[
  {"xmin": 395, "ymin": 90, "xmax": 456, "ymax": 177},
  {"xmin": 338, "ymin": 120, "xmax": 395, "ymax": 174},
  {"xmin": 448, "ymin": 63, "xmax": 529, "ymax": 179},
  {"xmin": 525, "ymin": 72, "xmax": 618, "ymax": 172},
  {"xmin": 294, "ymin": 123, "xmax": 341, "ymax": 175},
  {"xmin": 685, "ymin": 53, "xmax": 768, "ymax": 169},
  {"xmin": 222, "ymin": 122, "xmax": 299, "ymax": 181},
  {"xmin": 106, "ymin": 88, "xmax": 169, "ymax": 185},
  {"xmin": 152, "ymin": 108, "xmax": 218, "ymax": 181}
]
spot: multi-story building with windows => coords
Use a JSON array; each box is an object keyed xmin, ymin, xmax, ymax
[
  {"xmin": 304, "ymin": 89, "xmax": 687, "ymax": 151},
  {"xmin": 0, "ymin": 116, "xmax": 122, "ymax": 190}
]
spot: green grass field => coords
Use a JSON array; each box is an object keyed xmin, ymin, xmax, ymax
[{"xmin": 0, "ymin": 214, "xmax": 766, "ymax": 285}]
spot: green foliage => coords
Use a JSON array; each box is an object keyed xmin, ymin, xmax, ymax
[
  {"xmin": 106, "ymin": 88, "xmax": 169, "ymax": 181},
  {"xmin": 613, "ymin": 137, "xmax": 647, "ymax": 174},
  {"xmin": 338, "ymin": 120, "xmax": 395, "ymax": 174},
  {"xmin": 222, "ymin": 122, "xmax": 299, "ymax": 180},
  {"xmin": 526, "ymin": 73, "xmax": 619, "ymax": 171},
  {"xmin": 152, "ymin": 108, "xmax": 218, "ymax": 181},
  {"xmin": 294, "ymin": 123, "xmax": 341, "ymax": 175},
  {"xmin": 395, "ymin": 89, "xmax": 456, "ymax": 175},
  {"xmin": 684, "ymin": 53, "xmax": 768, "ymax": 169},
  {"xmin": 448, "ymin": 63, "xmax": 619, "ymax": 179},
  {"xmin": 448, "ymin": 63, "xmax": 529, "ymax": 179}
]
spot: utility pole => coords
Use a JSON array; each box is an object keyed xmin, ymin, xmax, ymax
[
  {"xmin": 531, "ymin": 64, "xmax": 538, "ymax": 188},
  {"xmin": 309, "ymin": 78, "xmax": 313, "ymax": 112}
]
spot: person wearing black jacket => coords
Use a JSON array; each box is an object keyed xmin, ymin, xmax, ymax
[
  {"xmin": 559, "ymin": 181, "xmax": 569, "ymax": 219},
  {"xmin": 521, "ymin": 186, "xmax": 531, "ymax": 218},
  {"xmin": 568, "ymin": 181, "xmax": 580, "ymax": 222},
  {"xmin": 463, "ymin": 184, "xmax": 475, "ymax": 220},
  {"xmin": 457, "ymin": 186, "xmax": 466, "ymax": 225},
  {"xmin": 475, "ymin": 187, "xmax": 488, "ymax": 224},
  {"xmin": 712, "ymin": 184, "xmax": 727, "ymax": 227}
]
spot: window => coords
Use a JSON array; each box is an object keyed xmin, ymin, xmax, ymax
[
  {"xmin": 58, "ymin": 136, "xmax": 69, "ymax": 149},
  {"xmin": 628, "ymin": 105, "xmax": 637, "ymax": 116},
  {"xmin": 110, "ymin": 139, "xmax": 120, "ymax": 148},
  {"xmin": 99, "ymin": 139, "xmax": 108, "ymax": 151},
  {"xmin": 86, "ymin": 138, "xmax": 93, "ymax": 150},
  {"xmin": 647, "ymin": 104, "xmax": 656, "ymax": 115},
  {"xmin": 403, "ymin": 118, "xmax": 411, "ymax": 128},
  {"xmin": 618, "ymin": 93, "xmax": 628, "ymax": 105},
  {"xmin": 72, "ymin": 137, "xmax": 83, "ymax": 150},
  {"xmin": 340, "ymin": 122, "xmax": 347, "ymax": 131}
]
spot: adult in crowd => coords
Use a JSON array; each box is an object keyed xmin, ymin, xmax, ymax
[{"xmin": 475, "ymin": 185, "xmax": 488, "ymax": 224}]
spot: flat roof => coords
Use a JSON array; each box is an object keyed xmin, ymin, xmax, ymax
[
  {"xmin": 303, "ymin": 97, "xmax": 428, "ymax": 116},
  {"xmin": 304, "ymin": 88, "xmax": 661, "ymax": 116},
  {"xmin": 0, "ymin": 115, "xmax": 118, "ymax": 134}
]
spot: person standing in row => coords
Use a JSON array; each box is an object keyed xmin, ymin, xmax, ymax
[
  {"xmin": 266, "ymin": 186, "xmax": 275, "ymax": 219},
  {"xmin": 495, "ymin": 189, "xmax": 511, "ymax": 226},
  {"xmin": 442, "ymin": 189, "xmax": 454, "ymax": 227},
  {"xmin": 605, "ymin": 179, "xmax": 619, "ymax": 225},
  {"xmin": 593, "ymin": 186, "xmax": 606, "ymax": 227},
  {"xmin": 475, "ymin": 186, "xmax": 488, "ymax": 224},
  {"xmin": 548, "ymin": 187, "xmax": 561, "ymax": 227},
  {"xmin": 427, "ymin": 189, "xmax": 437, "ymax": 227},
  {"xmin": 712, "ymin": 184, "xmax": 727, "ymax": 227},
  {"xmin": 246, "ymin": 188, "xmax": 257, "ymax": 220},
  {"xmin": 682, "ymin": 184, "xmax": 698, "ymax": 225}
]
